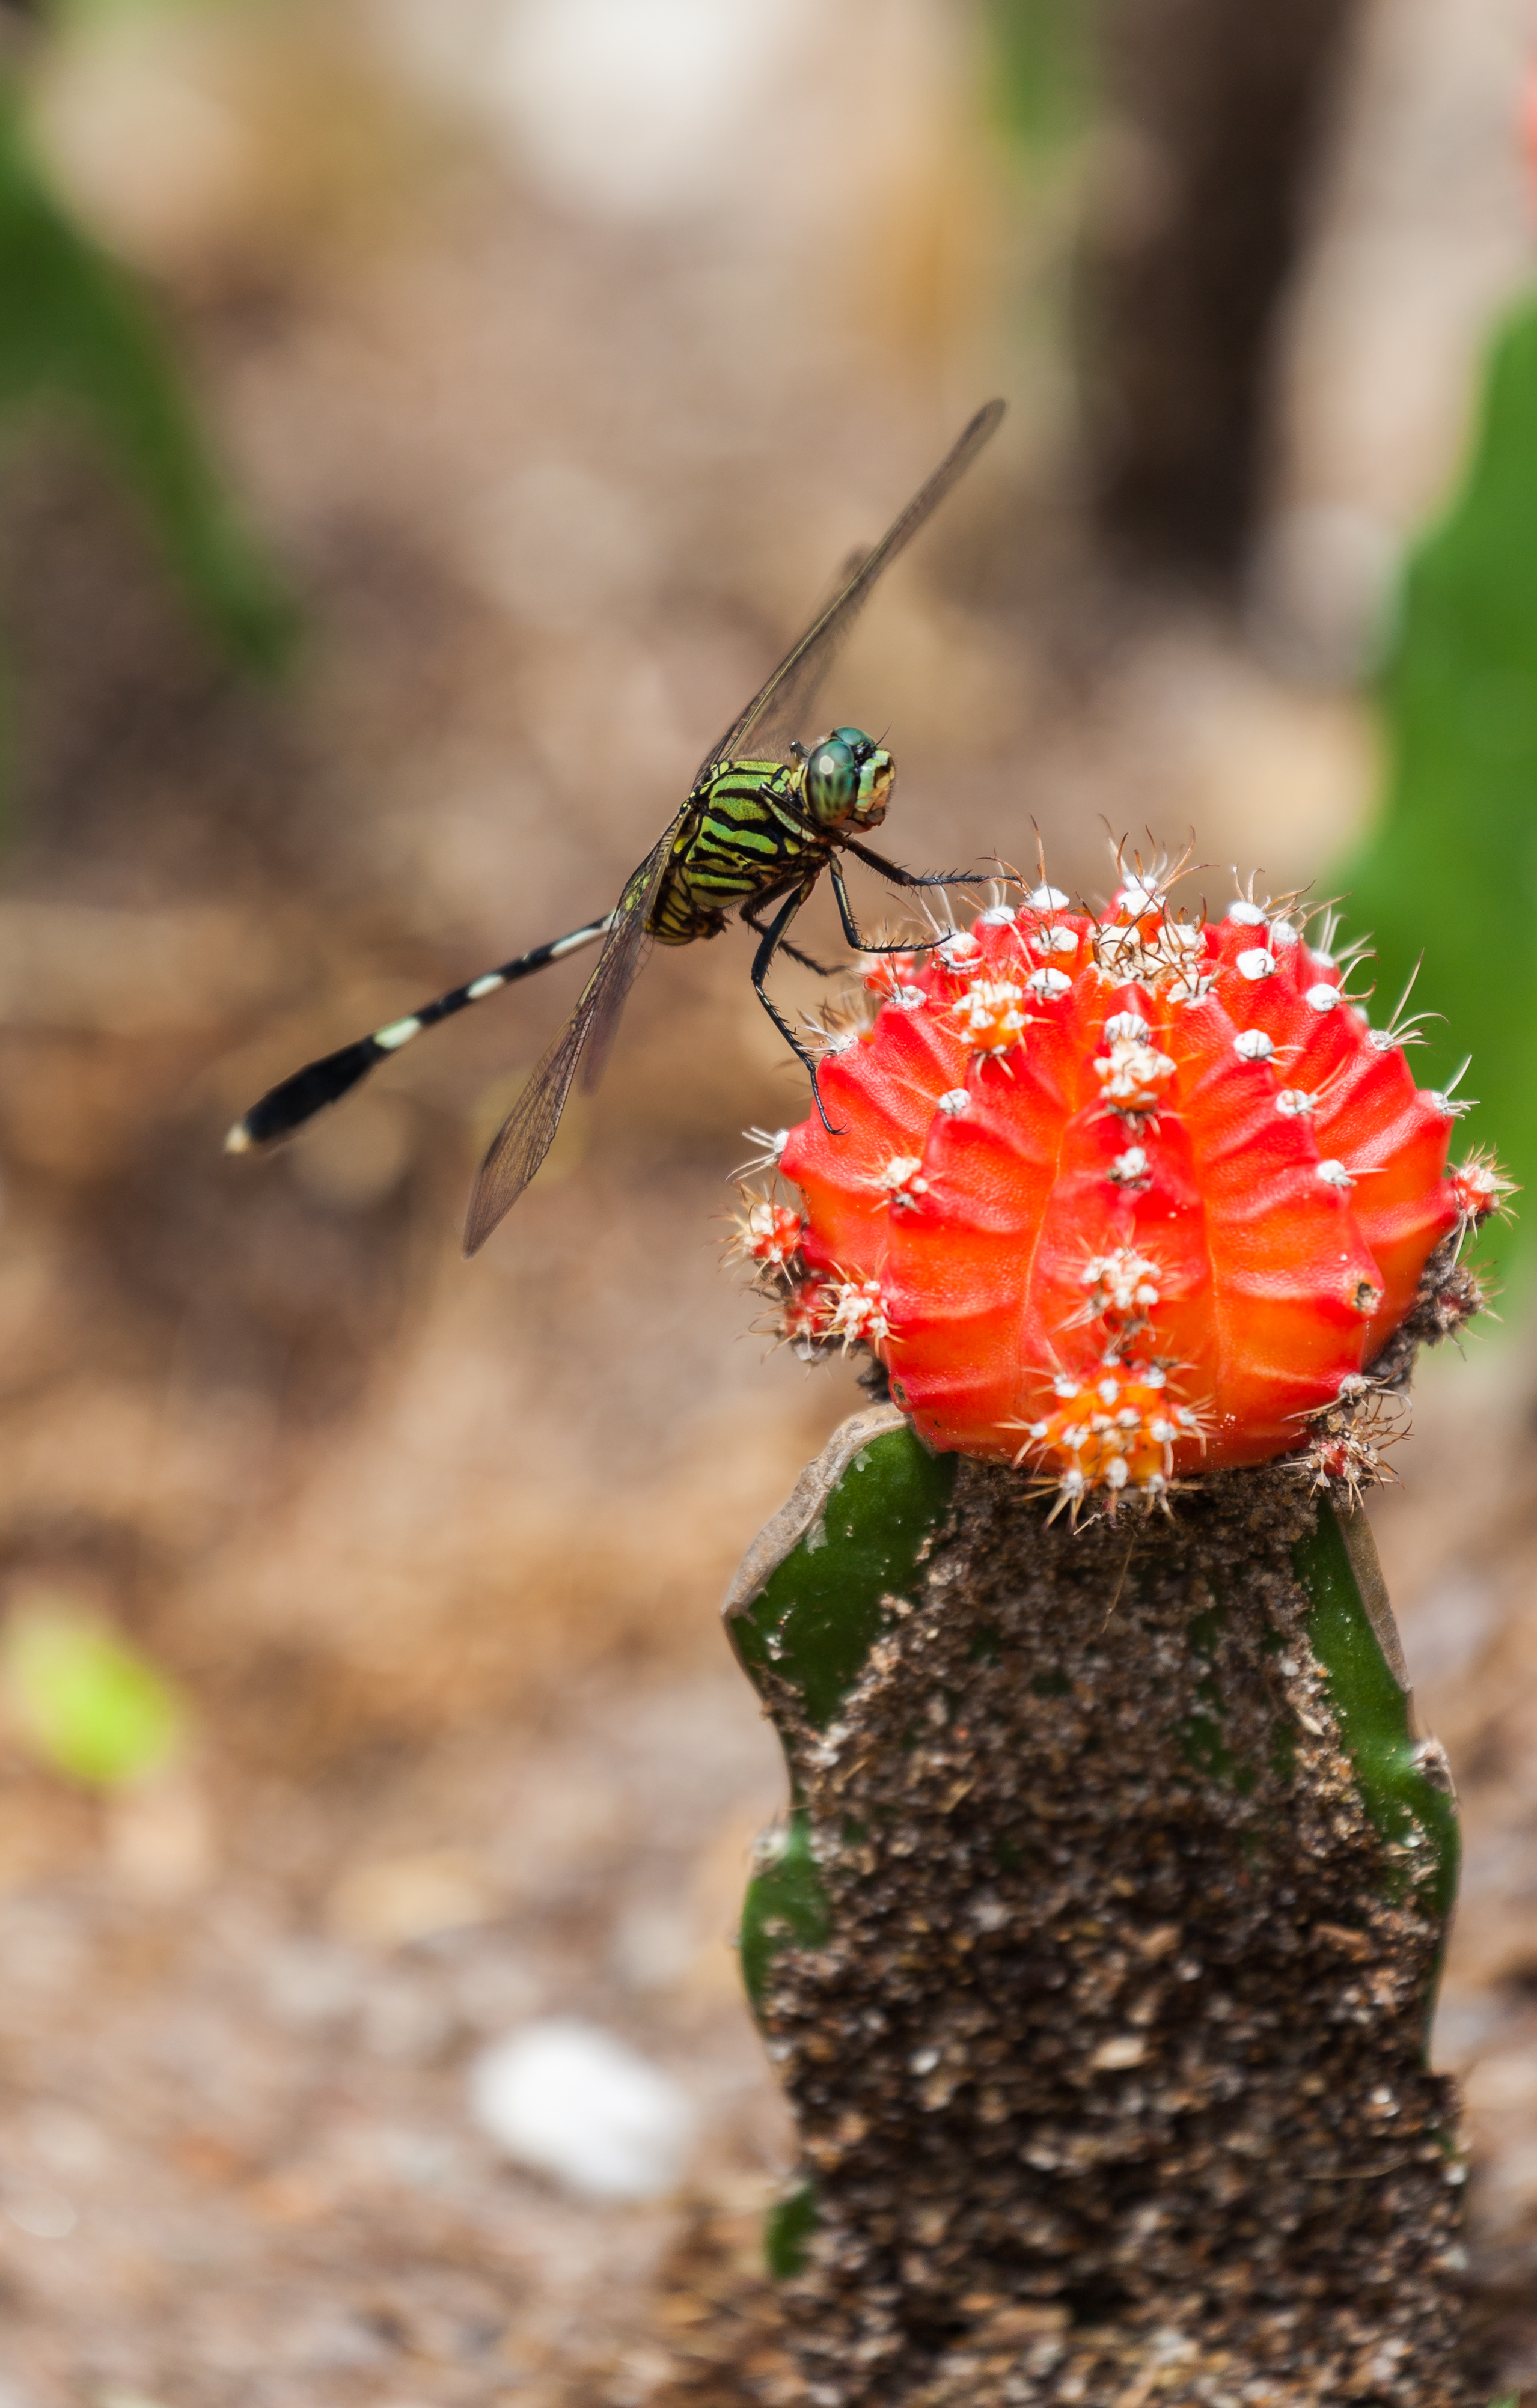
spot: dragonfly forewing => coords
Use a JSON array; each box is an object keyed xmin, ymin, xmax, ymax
[{"xmin": 698, "ymin": 398, "xmax": 1004, "ymax": 776}]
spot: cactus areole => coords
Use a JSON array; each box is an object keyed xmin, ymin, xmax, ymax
[{"xmin": 743, "ymin": 873, "xmax": 1506, "ymax": 1513}]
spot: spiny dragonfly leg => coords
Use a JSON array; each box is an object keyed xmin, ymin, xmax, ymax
[
  {"xmin": 749, "ymin": 879, "xmax": 845, "ymax": 1137},
  {"xmin": 741, "ymin": 889, "xmax": 840, "ymax": 979},
  {"xmin": 782, "ymin": 939, "xmax": 840, "ymax": 975},
  {"xmin": 838, "ymin": 834, "xmax": 980, "ymax": 892},
  {"xmin": 827, "ymin": 856, "xmax": 930, "ymax": 956},
  {"xmin": 225, "ymin": 913, "xmax": 613, "ymax": 1152}
]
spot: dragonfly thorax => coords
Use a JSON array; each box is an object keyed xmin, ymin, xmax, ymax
[{"xmin": 801, "ymin": 727, "xmax": 893, "ymax": 831}]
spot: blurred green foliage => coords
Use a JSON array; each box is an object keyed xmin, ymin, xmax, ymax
[
  {"xmin": 980, "ymin": 0, "xmax": 1095, "ymax": 151},
  {"xmin": 0, "ymin": 53, "xmax": 295, "ymax": 762},
  {"xmin": 1340, "ymin": 299, "xmax": 1537, "ymax": 1287},
  {"xmin": 1, "ymin": 1593, "xmax": 188, "ymax": 1787}
]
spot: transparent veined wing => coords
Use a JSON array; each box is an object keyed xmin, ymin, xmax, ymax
[
  {"xmin": 697, "ymin": 399, "xmax": 1004, "ymax": 779},
  {"xmin": 462, "ymin": 823, "xmax": 678, "ymax": 1254}
]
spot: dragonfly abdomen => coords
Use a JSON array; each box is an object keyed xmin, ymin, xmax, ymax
[{"xmin": 647, "ymin": 761, "xmax": 820, "ymax": 946}]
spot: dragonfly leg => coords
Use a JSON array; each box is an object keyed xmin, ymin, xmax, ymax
[
  {"xmin": 783, "ymin": 939, "xmax": 840, "ymax": 975},
  {"xmin": 741, "ymin": 888, "xmax": 840, "ymax": 979},
  {"xmin": 226, "ymin": 913, "xmax": 613, "ymax": 1152},
  {"xmin": 837, "ymin": 834, "xmax": 980, "ymax": 892},
  {"xmin": 827, "ymin": 856, "xmax": 939, "ymax": 956},
  {"xmin": 750, "ymin": 879, "xmax": 845, "ymax": 1136}
]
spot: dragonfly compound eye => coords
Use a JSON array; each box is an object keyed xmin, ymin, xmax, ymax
[
  {"xmin": 831, "ymin": 726, "xmax": 875, "ymax": 760},
  {"xmin": 805, "ymin": 736, "xmax": 860, "ymax": 825}
]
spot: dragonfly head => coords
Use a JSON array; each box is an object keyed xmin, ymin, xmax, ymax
[{"xmin": 803, "ymin": 727, "xmax": 894, "ymax": 831}]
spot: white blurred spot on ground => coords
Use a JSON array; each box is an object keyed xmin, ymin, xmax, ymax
[
  {"xmin": 490, "ymin": 0, "xmax": 808, "ymax": 218},
  {"xmin": 1, "ymin": 2183, "xmax": 76, "ymax": 2241},
  {"xmin": 469, "ymin": 2016, "xmax": 697, "ymax": 2199}
]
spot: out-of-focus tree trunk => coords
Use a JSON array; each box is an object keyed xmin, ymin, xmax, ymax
[{"xmin": 1081, "ymin": 0, "xmax": 1363, "ymax": 573}]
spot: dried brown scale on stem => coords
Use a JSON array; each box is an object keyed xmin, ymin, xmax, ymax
[
  {"xmin": 1292, "ymin": 1234, "xmax": 1490, "ymax": 1501},
  {"xmin": 759, "ymin": 1466, "xmax": 1471, "ymax": 2408},
  {"xmin": 1361, "ymin": 1230, "xmax": 1488, "ymax": 1397}
]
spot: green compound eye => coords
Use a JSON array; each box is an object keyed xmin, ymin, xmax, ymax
[{"xmin": 806, "ymin": 736, "xmax": 860, "ymax": 824}]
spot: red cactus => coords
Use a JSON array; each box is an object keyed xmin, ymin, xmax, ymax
[
  {"xmin": 754, "ymin": 873, "xmax": 1506, "ymax": 1513},
  {"xmin": 735, "ymin": 1197, "xmax": 806, "ymax": 1267}
]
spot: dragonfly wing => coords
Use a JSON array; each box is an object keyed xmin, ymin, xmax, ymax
[
  {"xmin": 575, "ymin": 826, "xmax": 678, "ymax": 1097},
  {"xmin": 697, "ymin": 399, "xmax": 1004, "ymax": 776},
  {"xmin": 462, "ymin": 826, "xmax": 676, "ymax": 1254}
]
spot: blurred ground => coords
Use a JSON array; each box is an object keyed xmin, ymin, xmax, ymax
[{"xmin": 0, "ymin": 1, "xmax": 1534, "ymax": 2401}]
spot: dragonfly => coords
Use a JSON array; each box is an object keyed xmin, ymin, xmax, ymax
[{"xmin": 226, "ymin": 398, "xmax": 1005, "ymax": 1253}]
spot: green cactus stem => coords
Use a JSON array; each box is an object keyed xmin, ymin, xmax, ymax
[
  {"xmin": 1342, "ymin": 296, "xmax": 1537, "ymax": 1287},
  {"xmin": 725, "ymin": 1406, "xmax": 1471, "ymax": 2407}
]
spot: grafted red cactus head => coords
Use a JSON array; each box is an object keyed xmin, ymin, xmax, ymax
[{"xmin": 747, "ymin": 871, "xmax": 1508, "ymax": 1514}]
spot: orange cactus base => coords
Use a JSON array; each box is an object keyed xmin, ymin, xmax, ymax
[{"xmin": 743, "ymin": 873, "xmax": 1506, "ymax": 1516}]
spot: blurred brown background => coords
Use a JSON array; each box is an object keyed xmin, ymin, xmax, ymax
[{"xmin": 0, "ymin": 0, "xmax": 1536, "ymax": 2398}]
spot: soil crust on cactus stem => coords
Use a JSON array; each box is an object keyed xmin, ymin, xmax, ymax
[{"xmin": 760, "ymin": 1464, "xmax": 1471, "ymax": 2408}]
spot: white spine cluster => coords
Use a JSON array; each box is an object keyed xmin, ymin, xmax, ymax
[{"xmin": 1095, "ymin": 1036, "xmax": 1177, "ymax": 1112}]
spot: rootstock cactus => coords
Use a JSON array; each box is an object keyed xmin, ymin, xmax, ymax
[{"xmin": 738, "ymin": 865, "xmax": 1508, "ymax": 1513}]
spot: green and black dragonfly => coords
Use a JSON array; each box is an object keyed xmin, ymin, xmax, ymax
[{"xmin": 227, "ymin": 398, "xmax": 1004, "ymax": 1252}]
